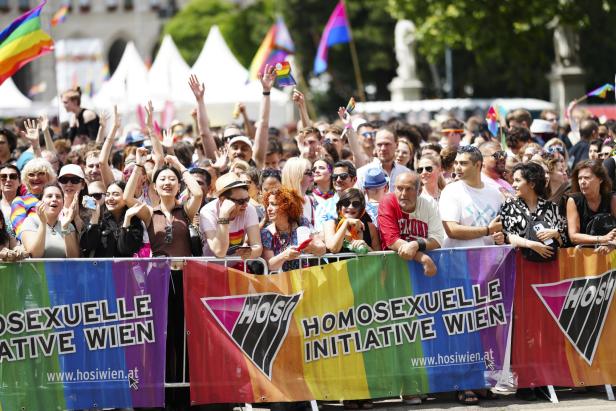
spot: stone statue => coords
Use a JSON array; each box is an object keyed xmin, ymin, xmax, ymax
[
  {"xmin": 552, "ymin": 23, "xmax": 580, "ymax": 67},
  {"xmin": 394, "ymin": 20, "xmax": 417, "ymax": 81}
]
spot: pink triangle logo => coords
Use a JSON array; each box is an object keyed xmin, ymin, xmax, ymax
[
  {"xmin": 203, "ymin": 296, "xmax": 246, "ymax": 335},
  {"xmin": 532, "ymin": 281, "xmax": 572, "ymax": 319}
]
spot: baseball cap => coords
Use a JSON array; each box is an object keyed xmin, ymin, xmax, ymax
[
  {"xmin": 58, "ymin": 164, "xmax": 85, "ymax": 179},
  {"xmin": 364, "ymin": 168, "xmax": 387, "ymax": 189},
  {"xmin": 228, "ymin": 136, "xmax": 253, "ymax": 149}
]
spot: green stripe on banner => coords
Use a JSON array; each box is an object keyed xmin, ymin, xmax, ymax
[
  {"xmin": 346, "ymin": 254, "xmax": 429, "ymax": 397},
  {"xmin": 0, "ymin": 263, "xmax": 66, "ymax": 411}
]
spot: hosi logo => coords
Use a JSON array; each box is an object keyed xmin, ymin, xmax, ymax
[
  {"xmin": 533, "ymin": 270, "xmax": 616, "ymax": 365},
  {"xmin": 202, "ymin": 292, "xmax": 302, "ymax": 379}
]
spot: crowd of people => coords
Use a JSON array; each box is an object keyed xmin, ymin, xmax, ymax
[{"xmin": 1, "ymin": 64, "xmax": 615, "ymax": 409}]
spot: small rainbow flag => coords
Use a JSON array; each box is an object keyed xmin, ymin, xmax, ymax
[
  {"xmin": 248, "ymin": 17, "xmax": 295, "ymax": 81},
  {"xmin": 586, "ymin": 83, "xmax": 614, "ymax": 98},
  {"xmin": 0, "ymin": 1, "xmax": 54, "ymax": 86},
  {"xmin": 314, "ymin": 0, "xmax": 351, "ymax": 75},
  {"xmin": 101, "ymin": 63, "xmax": 110, "ymax": 81},
  {"xmin": 486, "ymin": 105, "xmax": 499, "ymax": 137},
  {"xmin": 346, "ymin": 96, "xmax": 356, "ymax": 113},
  {"xmin": 50, "ymin": 4, "xmax": 69, "ymax": 27},
  {"xmin": 274, "ymin": 61, "xmax": 296, "ymax": 87}
]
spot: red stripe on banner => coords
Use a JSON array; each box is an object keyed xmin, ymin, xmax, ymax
[
  {"xmin": 512, "ymin": 252, "xmax": 574, "ymax": 388},
  {"xmin": 184, "ymin": 262, "xmax": 255, "ymax": 404}
]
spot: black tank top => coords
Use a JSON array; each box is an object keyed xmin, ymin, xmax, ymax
[{"xmin": 570, "ymin": 192, "xmax": 612, "ymax": 234}]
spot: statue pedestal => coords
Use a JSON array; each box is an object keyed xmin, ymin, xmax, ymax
[
  {"xmin": 547, "ymin": 65, "xmax": 585, "ymax": 116},
  {"xmin": 389, "ymin": 77, "xmax": 423, "ymax": 102}
]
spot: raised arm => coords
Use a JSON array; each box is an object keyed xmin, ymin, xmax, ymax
[
  {"xmin": 188, "ymin": 74, "xmax": 217, "ymax": 160},
  {"xmin": 99, "ymin": 106, "xmax": 120, "ymax": 188},
  {"xmin": 144, "ymin": 101, "xmax": 165, "ymax": 165},
  {"xmin": 165, "ymin": 155, "xmax": 203, "ymax": 220},
  {"xmin": 238, "ymin": 103, "xmax": 256, "ymax": 139},
  {"xmin": 253, "ymin": 64, "xmax": 276, "ymax": 169},
  {"xmin": 338, "ymin": 107, "xmax": 369, "ymax": 167},
  {"xmin": 95, "ymin": 111, "xmax": 109, "ymax": 146},
  {"xmin": 293, "ymin": 89, "xmax": 312, "ymax": 128},
  {"xmin": 23, "ymin": 119, "xmax": 42, "ymax": 158},
  {"xmin": 39, "ymin": 114, "xmax": 56, "ymax": 154},
  {"xmin": 124, "ymin": 148, "xmax": 148, "ymax": 207}
]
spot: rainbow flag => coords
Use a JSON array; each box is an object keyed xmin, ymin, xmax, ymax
[
  {"xmin": 486, "ymin": 105, "xmax": 499, "ymax": 137},
  {"xmin": 50, "ymin": 3, "xmax": 69, "ymax": 27},
  {"xmin": 248, "ymin": 17, "xmax": 294, "ymax": 81},
  {"xmin": 313, "ymin": 0, "xmax": 351, "ymax": 75},
  {"xmin": 586, "ymin": 83, "xmax": 614, "ymax": 98},
  {"xmin": 346, "ymin": 96, "xmax": 356, "ymax": 113},
  {"xmin": 185, "ymin": 248, "xmax": 515, "ymax": 404},
  {"xmin": 0, "ymin": 260, "xmax": 169, "ymax": 410},
  {"xmin": 101, "ymin": 63, "xmax": 110, "ymax": 81},
  {"xmin": 513, "ymin": 248, "xmax": 616, "ymax": 387},
  {"xmin": 274, "ymin": 61, "xmax": 296, "ymax": 87},
  {"xmin": 0, "ymin": 1, "xmax": 54, "ymax": 86}
]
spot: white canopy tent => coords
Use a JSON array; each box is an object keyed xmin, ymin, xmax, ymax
[
  {"xmin": 148, "ymin": 34, "xmax": 194, "ymax": 108},
  {"xmin": 191, "ymin": 25, "xmax": 292, "ymax": 127},
  {"xmin": 0, "ymin": 78, "xmax": 33, "ymax": 117}
]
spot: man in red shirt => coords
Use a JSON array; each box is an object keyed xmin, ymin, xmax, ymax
[{"xmin": 378, "ymin": 172, "xmax": 445, "ymax": 276}]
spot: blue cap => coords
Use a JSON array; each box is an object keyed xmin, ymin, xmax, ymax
[{"xmin": 364, "ymin": 168, "xmax": 387, "ymax": 189}]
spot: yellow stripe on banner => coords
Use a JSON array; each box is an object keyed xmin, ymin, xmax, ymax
[
  {"xmin": 290, "ymin": 261, "xmax": 371, "ymax": 401},
  {"xmin": 559, "ymin": 248, "xmax": 616, "ymax": 386},
  {"xmin": 0, "ymin": 30, "xmax": 51, "ymax": 62}
]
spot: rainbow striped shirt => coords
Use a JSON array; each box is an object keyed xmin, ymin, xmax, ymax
[{"xmin": 11, "ymin": 194, "xmax": 39, "ymax": 241}]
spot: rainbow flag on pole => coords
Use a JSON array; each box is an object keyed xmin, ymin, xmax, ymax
[
  {"xmin": 274, "ymin": 61, "xmax": 296, "ymax": 87},
  {"xmin": 50, "ymin": 3, "xmax": 69, "ymax": 27},
  {"xmin": 0, "ymin": 1, "xmax": 54, "ymax": 86},
  {"xmin": 248, "ymin": 17, "xmax": 294, "ymax": 81},
  {"xmin": 586, "ymin": 83, "xmax": 614, "ymax": 99},
  {"xmin": 185, "ymin": 249, "xmax": 515, "ymax": 404},
  {"xmin": 313, "ymin": 0, "xmax": 351, "ymax": 75}
]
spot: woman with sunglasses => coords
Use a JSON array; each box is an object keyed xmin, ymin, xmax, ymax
[
  {"xmin": 311, "ymin": 158, "xmax": 335, "ymax": 206},
  {"xmin": 543, "ymin": 138, "xmax": 569, "ymax": 164},
  {"xmin": 416, "ymin": 154, "xmax": 445, "ymax": 202},
  {"xmin": 261, "ymin": 187, "xmax": 326, "ymax": 271},
  {"xmin": 10, "ymin": 158, "xmax": 55, "ymax": 242},
  {"xmin": 81, "ymin": 181, "xmax": 145, "ymax": 257},
  {"xmin": 282, "ymin": 157, "xmax": 316, "ymax": 227},
  {"xmin": 324, "ymin": 188, "xmax": 380, "ymax": 254},
  {"xmin": 0, "ymin": 164, "xmax": 22, "ymax": 236},
  {"xmin": 57, "ymin": 164, "xmax": 89, "ymax": 235},
  {"xmin": 21, "ymin": 183, "xmax": 80, "ymax": 258}
]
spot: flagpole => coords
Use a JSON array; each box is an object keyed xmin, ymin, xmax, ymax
[{"xmin": 342, "ymin": 0, "xmax": 366, "ymax": 102}]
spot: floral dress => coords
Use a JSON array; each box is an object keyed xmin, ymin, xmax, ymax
[{"xmin": 260, "ymin": 217, "xmax": 311, "ymax": 271}]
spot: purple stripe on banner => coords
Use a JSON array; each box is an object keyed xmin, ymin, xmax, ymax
[{"xmin": 113, "ymin": 260, "xmax": 169, "ymax": 408}]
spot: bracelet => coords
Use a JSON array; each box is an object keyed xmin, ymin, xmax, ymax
[
  {"xmin": 217, "ymin": 218, "xmax": 230, "ymax": 225},
  {"xmin": 416, "ymin": 238, "xmax": 427, "ymax": 252},
  {"xmin": 262, "ymin": 91, "xmax": 271, "ymax": 96},
  {"xmin": 61, "ymin": 227, "xmax": 72, "ymax": 237}
]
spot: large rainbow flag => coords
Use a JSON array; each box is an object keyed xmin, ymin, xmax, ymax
[
  {"xmin": 313, "ymin": 0, "xmax": 351, "ymax": 75},
  {"xmin": 185, "ymin": 248, "xmax": 515, "ymax": 404},
  {"xmin": 0, "ymin": 260, "xmax": 169, "ymax": 410},
  {"xmin": 513, "ymin": 248, "xmax": 616, "ymax": 387},
  {"xmin": 248, "ymin": 16, "xmax": 294, "ymax": 81},
  {"xmin": 0, "ymin": 1, "xmax": 54, "ymax": 86}
]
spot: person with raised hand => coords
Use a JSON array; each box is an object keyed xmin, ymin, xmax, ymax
[
  {"xmin": 252, "ymin": 63, "xmax": 276, "ymax": 169},
  {"xmin": 292, "ymin": 89, "xmax": 312, "ymax": 129},
  {"xmin": 188, "ymin": 74, "xmax": 218, "ymax": 161},
  {"xmin": 99, "ymin": 105, "xmax": 121, "ymax": 188},
  {"xmin": 23, "ymin": 118, "xmax": 42, "ymax": 158},
  {"xmin": 338, "ymin": 106, "xmax": 369, "ymax": 168}
]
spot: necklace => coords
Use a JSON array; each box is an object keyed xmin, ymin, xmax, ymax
[
  {"xmin": 47, "ymin": 220, "xmax": 59, "ymax": 235},
  {"xmin": 313, "ymin": 187, "xmax": 334, "ymax": 200}
]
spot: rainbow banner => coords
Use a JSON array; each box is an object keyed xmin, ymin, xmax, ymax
[
  {"xmin": 184, "ymin": 248, "xmax": 515, "ymax": 404},
  {"xmin": 513, "ymin": 248, "xmax": 616, "ymax": 387},
  {"xmin": 0, "ymin": 1, "xmax": 54, "ymax": 86},
  {"xmin": 0, "ymin": 260, "xmax": 170, "ymax": 410}
]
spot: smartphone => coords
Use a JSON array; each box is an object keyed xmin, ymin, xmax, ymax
[
  {"xmin": 83, "ymin": 195, "xmax": 97, "ymax": 210},
  {"xmin": 227, "ymin": 245, "xmax": 252, "ymax": 254},
  {"xmin": 533, "ymin": 223, "xmax": 553, "ymax": 245},
  {"xmin": 296, "ymin": 238, "xmax": 313, "ymax": 252}
]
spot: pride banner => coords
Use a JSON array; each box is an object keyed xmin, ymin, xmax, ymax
[
  {"xmin": 513, "ymin": 248, "xmax": 616, "ymax": 387},
  {"xmin": 0, "ymin": 260, "xmax": 169, "ymax": 410},
  {"xmin": 184, "ymin": 247, "xmax": 515, "ymax": 404}
]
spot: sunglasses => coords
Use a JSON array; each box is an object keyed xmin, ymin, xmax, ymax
[
  {"xmin": 0, "ymin": 173, "xmax": 18, "ymax": 181},
  {"xmin": 546, "ymin": 146, "xmax": 564, "ymax": 154},
  {"xmin": 490, "ymin": 151, "xmax": 507, "ymax": 160},
  {"xmin": 165, "ymin": 224, "xmax": 173, "ymax": 244},
  {"xmin": 416, "ymin": 166, "xmax": 433, "ymax": 174},
  {"xmin": 332, "ymin": 173, "xmax": 351, "ymax": 181},
  {"xmin": 90, "ymin": 193, "xmax": 105, "ymax": 200},
  {"xmin": 304, "ymin": 170, "xmax": 313, "ymax": 177},
  {"xmin": 229, "ymin": 197, "xmax": 250, "ymax": 205},
  {"xmin": 59, "ymin": 176, "xmax": 83, "ymax": 185},
  {"xmin": 339, "ymin": 199, "xmax": 362, "ymax": 209},
  {"xmin": 361, "ymin": 131, "xmax": 377, "ymax": 139}
]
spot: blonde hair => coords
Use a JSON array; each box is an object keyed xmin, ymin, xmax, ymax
[
  {"xmin": 418, "ymin": 154, "xmax": 446, "ymax": 190},
  {"xmin": 282, "ymin": 157, "xmax": 312, "ymax": 195},
  {"xmin": 21, "ymin": 158, "xmax": 57, "ymax": 190},
  {"xmin": 229, "ymin": 159, "xmax": 250, "ymax": 174},
  {"xmin": 62, "ymin": 87, "xmax": 82, "ymax": 105}
]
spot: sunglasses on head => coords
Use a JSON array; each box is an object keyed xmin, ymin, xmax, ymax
[
  {"xmin": 59, "ymin": 176, "xmax": 83, "ymax": 185},
  {"xmin": 339, "ymin": 199, "xmax": 362, "ymax": 209},
  {"xmin": 165, "ymin": 224, "xmax": 173, "ymax": 244},
  {"xmin": 90, "ymin": 193, "xmax": 105, "ymax": 200},
  {"xmin": 332, "ymin": 173, "xmax": 351, "ymax": 181},
  {"xmin": 229, "ymin": 197, "xmax": 250, "ymax": 205},
  {"xmin": 546, "ymin": 146, "xmax": 564, "ymax": 154},
  {"xmin": 0, "ymin": 173, "xmax": 18, "ymax": 181},
  {"xmin": 416, "ymin": 166, "xmax": 434, "ymax": 174}
]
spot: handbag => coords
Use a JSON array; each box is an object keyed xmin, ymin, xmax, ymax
[
  {"xmin": 520, "ymin": 202, "xmax": 558, "ymax": 262},
  {"xmin": 586, "ymin": 213, "xmax": 616, "ymax": 236}
]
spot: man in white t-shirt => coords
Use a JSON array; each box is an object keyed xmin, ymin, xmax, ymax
[
  {"xmin": 199, "ymin": 172, "xmax": 262, "ymax": 258},
  {"xmin": 378, "ymin": 172, "xmax": 444, "ymax": 276},
  {"xmin": 439, "ymin": 145, "xmax": 505, "ymax": 248}
]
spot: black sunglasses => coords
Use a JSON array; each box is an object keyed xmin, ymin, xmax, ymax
[
  {"xmin": 332, "ymin": 173, "xmax": 351, "ymax": 181},
  {"xmin": 490, "ymin": 151, "xmax": 507, "ymax": 160},
  {"xmin": 59, "ymin": 176, "xmax": 83, "ymax": 184},
  {"xmin": 165, "ymin": 224, "xmax": 173, "ymax": 244},
  {"xmin": 416, "ymin": 166, "xmax": 433, "ymax": 174},
  {"xmin": 229, "ymin": 197, "xmax": 250, "ymax": 205},
  {"xmin": 304, "ymin": 170, "xmax": 313, "ymax": 177},
  {"xmin": 0, "ymin": 173, "xmax": 18, "ymax": 181},
  {"xmin": 90, "ymin": 193, "xmax": 105, "ymax": 200},
  {"xmin": 339, "ymin": 199, "xmax": 362, "ymax": 209}
]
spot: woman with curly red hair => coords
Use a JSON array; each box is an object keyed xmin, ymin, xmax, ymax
[{"xmin": 261, "ymin": 187, "xmax": 326, "ymax": 271}]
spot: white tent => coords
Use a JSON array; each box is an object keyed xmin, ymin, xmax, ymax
[
  {"xmin": 92, "ymin": 41, "xmax": 149, "ymax": 111},
  {"xmin": 148, "ymin": 35, "xmax": 193, "ymax": 108},
  {"xmin": 191, "ymin": 25, "xmax": 292, "ymax": 127},
  {"xmin": 0, "ymin": 78, "xmax": 33, "ymax": 116}
]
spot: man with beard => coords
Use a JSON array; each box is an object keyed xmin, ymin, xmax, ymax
[{"xmin": 479, "ymin": 141, "xmax": 514, "ymax": 198}]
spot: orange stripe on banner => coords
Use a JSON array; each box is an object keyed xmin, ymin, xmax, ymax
[
  {"xmin": 227, "ymin": 269, "xmax": 313, "ymax": 402},
  {"xmin": 559, "ymin": 248, "xmax": 616, "ymax": 386}
]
